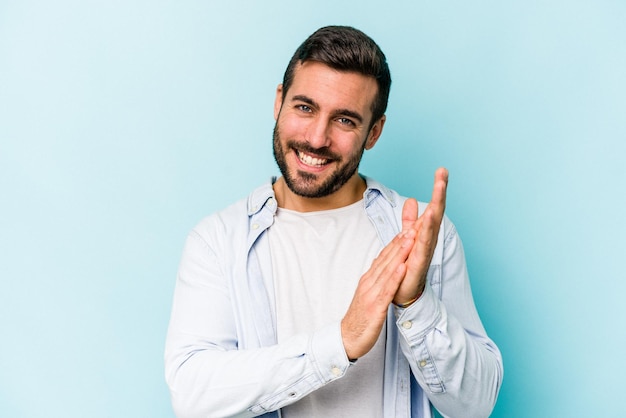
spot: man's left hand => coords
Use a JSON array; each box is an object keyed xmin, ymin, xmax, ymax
[{"xmin": 393, "ymin": 167, "xmax": 448, "ymax": 306}]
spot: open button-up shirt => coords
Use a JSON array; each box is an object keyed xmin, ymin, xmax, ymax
[{"xmin": 165, "ymin": 177, "xmax": 503, "ymax": 418}]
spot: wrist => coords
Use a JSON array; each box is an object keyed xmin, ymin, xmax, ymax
[
  {"xmin": 393, "ymin": 282, "xmax": 425, "ymax": 308},
  {"xmin": 393, "ymin": 294, "xmax": 420, "ymax": 309}
]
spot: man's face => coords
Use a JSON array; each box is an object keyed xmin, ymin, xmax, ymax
[{"xmin": 273, "ymin": 61, "xmax": 383, "ymax": 199}]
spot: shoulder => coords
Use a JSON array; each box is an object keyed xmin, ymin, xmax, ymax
[
  {"xmin": 190, "ymin": 180, "xmax": 276, "ymax": 244},
  {"xmin": 363, "ymin": 175, "xmax": 458, "ymax": 253}
]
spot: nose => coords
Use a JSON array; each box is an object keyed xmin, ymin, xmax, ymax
[{"xmin": 305, "ymin": 117, "xmax": 331, "ymax": 149}]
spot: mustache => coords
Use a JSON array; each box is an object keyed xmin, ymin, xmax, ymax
[{"xmin": 285, "ymin": 140, "xmax": 341, "ymax": 161}]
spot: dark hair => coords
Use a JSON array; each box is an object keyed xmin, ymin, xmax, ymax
[{"xmin": 281, "ymin": 26, "xmax": 391, "ymax": 128}]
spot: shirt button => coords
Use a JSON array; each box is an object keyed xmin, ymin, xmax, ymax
[
  {"xmin": 251, "ymin": 223, "xmax": 259, "ymax": 230},
  {"xmin": 331, "ymin": 366, "xmax": 341, "ymax": 377},
  {"xmin": 419, "ymin": 360, "xmax": 428, "ymax": 368},
  {"xmin": 402, "ymin": 321, "xmax": 412, "ymax": 329}
]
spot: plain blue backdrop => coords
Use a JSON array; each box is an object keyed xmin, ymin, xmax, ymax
[{"xmin": 1, "ymin": 1, "xmax": 625, "ymax": 417}]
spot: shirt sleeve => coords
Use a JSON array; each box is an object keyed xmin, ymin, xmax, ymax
[
  {"xmin": 394, "ymin": 218, "xmax": 503, "ymax": 418},
  {"xmin": 164, "ymin": 230, "xmax": 350, "ymax": 418}
]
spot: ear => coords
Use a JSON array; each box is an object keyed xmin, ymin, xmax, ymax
[
  {"xmin": 274, "ymin": 84, "xmax": 284, "ymax": 120},
  {"xmin": 364, "ymin": 115, "xmax": 386, "ymax": 150}
]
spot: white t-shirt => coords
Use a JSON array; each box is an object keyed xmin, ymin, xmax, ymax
[{"xmin": 269, "ymin": 200, "xmax": 385, "ymax": 417}]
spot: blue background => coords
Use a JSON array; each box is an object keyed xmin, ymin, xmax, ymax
[{"xmin": 1, "ymin": 1, "xmax": 625, "ymax": 417}]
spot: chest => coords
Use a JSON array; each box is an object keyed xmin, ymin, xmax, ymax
[{"xmin": 268, "ymin": 203, "xmax": 381, "ymax": 335}]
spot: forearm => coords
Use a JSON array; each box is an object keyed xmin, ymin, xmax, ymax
[
  {"xmin": 396, "ymin": 286, "xmax": 503, "ymax": 418},
  {"xmin": 165, "ymin": 323, "xmax": 350, "ymax": 418},
  {"xmin": 165, "ymin": 230, "xmax": 351, "ymax": 417}
]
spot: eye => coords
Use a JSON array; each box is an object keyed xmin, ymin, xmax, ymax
[
  {"xmin": 337, "ymin": 117, "xmax": 355, "ymax": 127},
  {"xmin": 296, "ymin": 104, "xmax": 312, "ymax": 113}
]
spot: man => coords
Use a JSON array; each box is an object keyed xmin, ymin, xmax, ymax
[{"xmin": 165, "ymin": 26, "xmax": 503, "ymax": 418}]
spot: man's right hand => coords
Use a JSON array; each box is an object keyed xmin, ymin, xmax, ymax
[{"xmin": 340, "ymin": 228, "xmax": 416, "ymax": 360}]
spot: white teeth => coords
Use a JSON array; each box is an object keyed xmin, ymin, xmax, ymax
[{"xmin": 297, "ymin": 151, "xmax": 328, "ymax": 167}]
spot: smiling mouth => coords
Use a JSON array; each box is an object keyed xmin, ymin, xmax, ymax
[{"xmin": 296, "ymin": 150, "xmax": 330, "ymax": 167}]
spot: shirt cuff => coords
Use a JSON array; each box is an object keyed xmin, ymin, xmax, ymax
[
  {"xmin": 394, "ymin": 285, "xmax": 446, "ymax": 393},
  {"xmin": 309, "ymin": 322, "xmax": 351, "ymax": 383},
  {"xmin": 394, "ymin": 284, "xmax": 442, "ymax": 338}
]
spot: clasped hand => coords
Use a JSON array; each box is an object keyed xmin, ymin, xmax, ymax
[{"xmin": 341, "ymin": 168, "xmax": 448, "ymax": 360}]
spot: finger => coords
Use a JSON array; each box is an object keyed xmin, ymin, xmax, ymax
[
  {"xmin": 416, "ymin": 207, "xmax": 437, "ymax": 248},
  {"xmin": 430, "ymin": 167, "xmax": 448, "ymax": 217},
  {"xmin": 415, "ymin": 167, "xmax": 447, "ymax": 233},
  {"xmin": 364, "ymin": 231, "xmax": 414, "ymax": 284},
  {"xmin": 401, "ymin": 198, "xmax": 418, "ymax": 232},
  {"xmin": 414, "ymin": 168, "xmax": 448, "ymax": 262},
  {"xmin": 404, "ymin": 208, "xmax": 437, "ymax": 284},
  {"xmin": 374, "ymin": 227, "xmax": 415, "ymax": 264}
]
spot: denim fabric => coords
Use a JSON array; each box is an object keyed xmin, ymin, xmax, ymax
[{"xmin": 165, "ymin": 177, "xmax": 503, "ymax": 418}]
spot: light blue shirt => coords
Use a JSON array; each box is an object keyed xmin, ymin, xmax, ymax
[{"xmin": 165, "ymin": 177, "xmax": 503, "ymax": 418}]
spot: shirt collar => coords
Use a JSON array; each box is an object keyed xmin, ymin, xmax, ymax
[
  {"xmin": 247, "ymin": 177, "xmax": 278, "ymax": 216},
  {"xmin": 246, "ymin": 175, "xmax": 398, "ymax": 216},
  {"xmin": 362, "ymin": 176, "xmax": 398, "ymax": 208}
]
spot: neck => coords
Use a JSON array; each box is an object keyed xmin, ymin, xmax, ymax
[{"xmin": 273, "ymin": 174, "xmax": 366, "ymax": 212}]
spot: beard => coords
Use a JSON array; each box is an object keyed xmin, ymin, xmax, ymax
[{"xmin": 272, "ymin": 123, "xmax": 366, "ymax": 199}]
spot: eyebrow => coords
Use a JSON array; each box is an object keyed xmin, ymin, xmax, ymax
[{"xmin": 291, "ymin": 94, "xmax": 364, "ymax": 125}]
